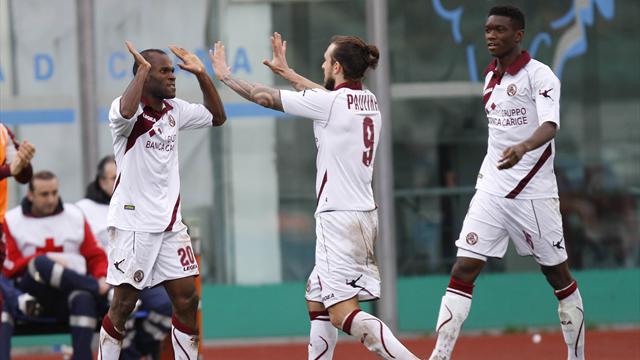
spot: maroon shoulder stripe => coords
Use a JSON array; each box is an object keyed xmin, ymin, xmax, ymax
[
  {"xmin": 164, "ymin": 194, "xmax": 181, "ymax": 232},
  {"xmin": 316, "ymin": 170, "xmax": 328, "ymax": 205},
  {"xmin": 125, "ymin": 115, "xmax": 154, "ymax": 154},
  {"xmin": 506, "ymin": 144, "xmax": 552, "ymax": 199}
]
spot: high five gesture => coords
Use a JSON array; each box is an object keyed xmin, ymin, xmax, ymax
[
  {"xmin": 262, "ymin": 32, "xmax": 324, "ymax": 91},
  {"xmin": 120, "ymin": 41, "xmax": 151, "ymax": 119},
  {"xmin": 209, "ymin": 41, "xmax": 283, "ymax": 111},
  {"xmin": 170, "ymin": 45, "xmax": 206, "ymax": 75},
  {"xmin": 100, "ymin": 40, "xmax": 226, "ymax": 360}
]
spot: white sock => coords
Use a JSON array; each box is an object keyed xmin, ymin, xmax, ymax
[
  {"xmin": 98, "ymin": 315, "xmax": 124, "ymax": 360},
  {"xmin": 429, "ymin": 278, "xmax": 473, "ymax": 360},
  {"xmin": 343, "ymin": 309, "xmax": 420, "ymax": 360},
  {"xmin": 308, "ymin": 311, "xmax": 337, "ymax": 359},
  {"xmin": 171, "ymin": 316, "xmax": 199, "ymax": 360},
  {"xmin": 556, "ymin": 282, "xmax": 585, "ymax": 360}
]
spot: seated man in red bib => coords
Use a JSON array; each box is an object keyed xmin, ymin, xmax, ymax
[{"xmin": 2, "ymin": 170, "xmax": 109, "ymax": 360}]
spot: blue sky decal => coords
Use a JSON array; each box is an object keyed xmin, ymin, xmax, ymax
[{"xmin": 432, "ymin": 0, "xmax": 615, "ymax": 81}]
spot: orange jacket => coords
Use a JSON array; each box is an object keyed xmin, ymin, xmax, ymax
[
  {"xmin": 0, "ymin": 124, "xmax": 33, "ymax": 224},
  {"xmin": 0, "ymin": 123, "xmax": 33, "ymax": 266}
]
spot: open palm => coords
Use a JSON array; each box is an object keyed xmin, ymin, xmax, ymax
[
  {"xmin": 208, "ymin": 42, "xmax": 231, "ymax": 80},
  {"xmin": 263, "ymin": 32, "xmax": 290, "ymax": 74},
  {"xmin": 170, "ymin": 46, "xmax": 206, "ymax": 75}
]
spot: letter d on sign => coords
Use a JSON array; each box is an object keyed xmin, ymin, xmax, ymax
[{"xmin": 34, "ymin": 54, "xmax": 54, "ymax": 80}]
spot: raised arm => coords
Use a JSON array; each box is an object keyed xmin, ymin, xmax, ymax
[
  {"xmin": 263, "ymin": 32, "xmax": 324, "ymax": 91},
  {"xmin": 169, "ymin": 45, "xmax": 227, "ymax": 126},
  {"xmin": 209, "ymin": 41, "xmax": 284, "ymax": 112},
  {"xmin": 119, "ymin": 41, "xmax": 150, "ymax": 119}
]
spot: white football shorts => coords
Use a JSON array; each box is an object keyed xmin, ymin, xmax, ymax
[
  {"xmin": 306, "ymin": 210, "xmax": 381, "ymax": 308},
  {"xmin": 106, "ymin": 226, "xmax": 199, "ymax": 289},
  {"xmin": 455, "ymin": 190, "xmax": 568, "ymax": 266}
]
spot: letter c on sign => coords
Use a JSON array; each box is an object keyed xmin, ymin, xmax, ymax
[
  {"xmin": 109, "ymin": 51, "xmax": 127, "ymax": 79},
  {"xmin": 34, "ymin": 54, "xmax": 54, "ymax": 81}
]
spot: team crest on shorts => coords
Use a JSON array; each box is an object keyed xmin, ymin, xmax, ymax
[
  {"xmin": 507, "ymin": 84, "xmax": 517, "ymax": 96},
  {"xmin": 133, "ymin": 270, "xmax": 145, "ymax": 283},
  {"xmin": 466, "ymin": 232, "xmax": 478, "ymax": 245},
  {"xmin": 168, "ymin": 114, "xmax": 176, "ymax": 127}
]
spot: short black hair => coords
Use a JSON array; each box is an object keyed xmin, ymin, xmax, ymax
[
  {"xmin": 29, "ymin": 170, "xmax": 56, "ymax": 191},
  {"xmin": 132, "ymin": 49, "xmax": 167, "ymax": 75},
  {"xmin": 488, "ymin": 5, "xmax": 525, "ymax": 30}
]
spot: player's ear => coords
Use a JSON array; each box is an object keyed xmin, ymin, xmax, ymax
[
  {"xmin": 514, "ymin": 29, "xmax": 524, "ymax": 43},
  {"xmin": 333, "ymin": 61, "xmax": 342, "ymax": 75}
]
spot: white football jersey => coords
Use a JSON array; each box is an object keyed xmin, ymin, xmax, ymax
[
  {"xmin": 280, "ymin": 83, "xmax": 381, "ymax": 214},
  {"xmin": 477, "ymin": 51, "xmax": 561, "ymax": 199},
  {"xmin": 108, "ymin": 97, "xmax": 213, "ymax": 232},
  {"xmin": 76, "ymin": 198, "xmax": 108, "ymax": 248}
]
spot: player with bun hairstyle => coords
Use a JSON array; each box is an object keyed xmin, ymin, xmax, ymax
[
  {"xmin": 210, "ymin": 33, "xmax": 420, "ymax": 360},
  {"xmin": 323, "ymin": 35, "xmax": 379, "ymax": 90}
]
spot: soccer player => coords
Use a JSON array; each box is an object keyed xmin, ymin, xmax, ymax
[
  {"xmin": 98, "ymin": 41, "xmax": 226, "ymax": 360},
  {"xmin": 76, "ymin": 155, "xmax": 172, "ymax": 359},
  {"xmin": 428, "ymin": 6, "xmax": 585, "ymax": 360},
  {"xmin": 210, "ymin": 33, "xmax": 420, "ymax": 360},
  {"xmin": 2, "ymin": 170, "xmax": 109, "ymax": 360}
]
